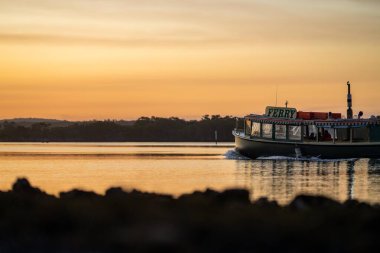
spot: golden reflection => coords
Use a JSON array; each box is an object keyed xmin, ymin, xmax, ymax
[
  {"xmin": 235, "ymin": 159, "xmax": 379, "ymax": 205},
  {"xmin": 0, "ymin": 143, "xmax": 238, "ymax": 196},
  {"xmin": 0, "ymin": 143, "xmax": 379, "ymax": 205}
]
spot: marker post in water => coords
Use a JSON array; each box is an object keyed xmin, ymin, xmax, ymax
[{"xmin": 215, "ymin": 130, "xmax": 218, "ymax": 145}]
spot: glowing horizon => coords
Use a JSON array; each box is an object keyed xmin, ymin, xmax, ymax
[{"xmin": 1, "ymin": 0, "xmax": 379, "ymax": 120}]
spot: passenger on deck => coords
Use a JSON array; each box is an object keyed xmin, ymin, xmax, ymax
[
  {"xmin": 309, "ymin": 133, "xmax": 316, "ymax": 140},
  {"xmin": 323, "ymin": 130, "xmax": 332, "ymax": 141}
]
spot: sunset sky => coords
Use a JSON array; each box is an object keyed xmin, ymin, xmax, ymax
[{"xmin": 1, "ymin": 0, "xmax": 379, "ymax": 120}]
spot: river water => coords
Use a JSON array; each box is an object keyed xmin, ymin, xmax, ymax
[{"xmin": 0, "ymin": 142, "xmax": 379, "ymax": 205}]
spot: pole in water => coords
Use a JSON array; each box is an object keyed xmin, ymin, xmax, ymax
[{"xmin": 215, "ymin": 130, "xmax": 218, "ymax": 145}]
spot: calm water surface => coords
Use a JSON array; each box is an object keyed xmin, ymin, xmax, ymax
[{"xmin": 0, "ymin": 142, "xmax": 379, "ymax": 205}]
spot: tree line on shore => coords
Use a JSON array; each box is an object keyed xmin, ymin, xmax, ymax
[{"xmin": 0, "ymin": 115, "xmax": 239, "ymax": 142}]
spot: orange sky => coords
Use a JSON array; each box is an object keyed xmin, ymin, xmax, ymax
[{"xmin": 0, "ymin": 0, "xmax": 379, "ymax": 120}]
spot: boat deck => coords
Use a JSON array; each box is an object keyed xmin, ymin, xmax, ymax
[{"xmin": 233, "ymin": 130, "xmax": 380, "ymax": 146}]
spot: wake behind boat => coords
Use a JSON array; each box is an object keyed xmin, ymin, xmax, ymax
[{"xmin": 233, "ymin": 82, "xmax": 380, "ymax": 159}]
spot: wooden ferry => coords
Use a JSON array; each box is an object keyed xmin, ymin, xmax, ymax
[{"xmin": 233, "ymin": 82, "xmax": 380, "ymax": 159}]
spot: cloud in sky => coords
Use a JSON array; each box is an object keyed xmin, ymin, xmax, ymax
[
  {"xmin": 0, "ymin": 0, "xmax": 379, "ymax": 119},
  {"xmin": 1, "ymin": 0, "xmax": 379, "ymax": 46}
]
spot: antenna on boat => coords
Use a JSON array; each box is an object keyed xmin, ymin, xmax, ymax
[{"xmin": 347, "ymin": 81, "xmax": 353, "ymax": 119}]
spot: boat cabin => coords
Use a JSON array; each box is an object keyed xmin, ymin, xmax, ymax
[
  {"xmin": 234, "ymin": 82, "xmax": 380, "ymax": 158},
  {"xmin": 241, "ymin": 106, "xmax": 380, "ymax": 144}
]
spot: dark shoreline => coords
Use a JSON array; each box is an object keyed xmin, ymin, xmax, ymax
[
  {"xmin": 0, "ymin": 116, "xmax": 238, "ymax": 142},
  {"xmin": 1, "ymin": 178, "xmax": 379, "ymax": 253}
]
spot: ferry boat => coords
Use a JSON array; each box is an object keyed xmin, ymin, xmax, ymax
[{"xmin": 233, "ymin": 82, "xmax": 380, "ymax": 159}]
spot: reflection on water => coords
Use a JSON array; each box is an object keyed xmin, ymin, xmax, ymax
[
  {"xmin": 235, "ymin": 159, "xmax": 380, "ymax": 204},
  {"xmin": 0, "ymin": 143, "xmax": 379, "ymax": 205}
]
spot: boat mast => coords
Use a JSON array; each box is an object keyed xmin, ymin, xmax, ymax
[{"xmin": 347, "ymin": 81, "xmax": 353, "ymax": 119}]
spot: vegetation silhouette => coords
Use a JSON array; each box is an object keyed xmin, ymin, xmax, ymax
[
  {"xmin": 0, "ymin": 115, "xmax": 237, "ymax": 142},
  {"xmin": 0, "ymin": 178, "xmax": 379, "ymax": 253}
]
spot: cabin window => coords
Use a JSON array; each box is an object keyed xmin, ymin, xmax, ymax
[
  {"xmin": 370, "ymin": 126, "xmax": 380, "ymax": 142},
  {"xmin": 352, "ymin": 127, "xmax": 368, "ymax": 142},
  {"xmin": 275, "ymin": 125, "xmax": 286, "ymax": 140},
  {"xmin": 251, "ymin": 122, "xmax": 261, "ymax": 137},
  {"xmin": 304, "ymin": 125, "xmax": 318, "ymax": 141},
  {"xmin": 289, "ymin": 125, "xmax": 301, "ymax": 140},
  {"xmin": 336, "ymin": 128, "xmax": 348, "ymax": 142},
  {"xmin": 245, "ymin": 119, "xmax": 251, "ymax": 136},
  {"xmin": 262, "ymin": 124, "xmax": 273, "ymax": 138}
]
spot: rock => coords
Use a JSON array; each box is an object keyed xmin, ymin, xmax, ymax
[
  {"xmin": 178, "ymin": 189, "xmax": 218, "ymax": 204},
  {"xmin": 343, "ymin": 199, "xmax": 360, "ymax": 208},
  {"xmin": 11, "ymin": 178, "xmax": 45, "ymax": 196},
  {"xmin": 254, "ymin": 197, "xmax": 279, "ymax": 208},
  {"xmin": 289, "ymin": 195, "xmax": 340, "ymax": 211},
  {"xmin": 178, "ymin": 188, "xmax": 250, "ymax": 206},
  {"xmin": 59, "ymin": 189, "xmax": 100, "ymax": 199},
  {"xmin": 105, "ymin": 187, "xmax": 126, "ymax": 197},
  {"xmin": 1, "ymin": 178, "xmax": 379, "ymax": 253},
  {"xmin": 218, "ymin": 189, "xmax": 250, "ymax": 205}
]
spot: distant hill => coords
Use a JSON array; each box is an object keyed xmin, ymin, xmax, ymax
[
  {"xmin": 0, "ymin": 118, "xmax": 136, "ymax": 128},
  {"xmin": 0, "ymin": 118, "xmax": 73, "ymax": 127},
  {"xmin": 0, "ymin": 118, "xmax": 66, "ymax": 123}
]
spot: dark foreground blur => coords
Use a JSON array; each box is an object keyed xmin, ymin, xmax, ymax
[{"xmin": 1, "ymin": 178, "xmax": 379, "ymax": 253}]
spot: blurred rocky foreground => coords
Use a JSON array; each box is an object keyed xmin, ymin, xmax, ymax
[{"xmin": 0, "ymin": 178, "xmax": 379, "ymax": 253}]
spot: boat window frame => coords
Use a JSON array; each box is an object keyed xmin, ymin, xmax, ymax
[
  {"xmin": 369, "ymin": 125, "xmax": 380, "ymax": 142},
  {"xmin": 288, "ymin": 125, "xmax": 302, "ymax": 141},
  {"xmin": 251, "ymin": 122, "xmax": 261, "ymax": 137},
  {"xmin": 274, "ymin": 124, "xmax": 287, "ymax": 140},
  {"xmin": 262, "ymin": 123, "xmax": 273, "ymax": 139},
  {"xmin": 352, "ymin": 126, "xmax": 370, "ymax": 143},
  {"xmin": 244, "ymin": 119, "xmax": 252, "ymax": 137}
]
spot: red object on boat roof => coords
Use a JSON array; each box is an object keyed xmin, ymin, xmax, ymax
[{"xmin": 297, "ymin": 111, "xmax": 341, "ymax": 120}]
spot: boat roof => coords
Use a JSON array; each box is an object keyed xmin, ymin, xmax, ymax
[{"xmin": 245, "ymin": 114, "xmax": 380, "ymax": 128}]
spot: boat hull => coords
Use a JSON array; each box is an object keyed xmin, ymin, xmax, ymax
[{"xmin": 234, "ymin": 135, "xmax": 380, "ymax": 159}]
